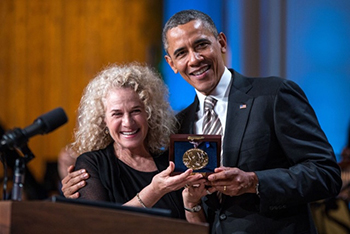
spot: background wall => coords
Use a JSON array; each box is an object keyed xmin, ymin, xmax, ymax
[
  {"xmin": 0, "ymin": 0, "xmax": 163, "ymax": 182},
  {"xmin": 162, "ymin": 0, "xmax": 350, "ymax": 160}
]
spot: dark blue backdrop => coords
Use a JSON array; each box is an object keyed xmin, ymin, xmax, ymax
[{"xmin": 161, "ymin": 0, "xmax": 350, "ymax": 159}]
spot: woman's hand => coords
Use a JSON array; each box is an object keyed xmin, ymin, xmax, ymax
[
  {"xmin": 126, "ymin": 162, "xmax": 205, "ymax": 208},
  {"xmin": 150, "ymin": 162, "xmax": 205, "ymax": 196},
  {"xmin": 182, "ymin": 178, "xmax": 210, "ymax": 224}
]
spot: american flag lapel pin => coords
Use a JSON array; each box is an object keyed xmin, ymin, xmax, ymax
[{"xmin": 239, "ymin": 104, "xmax": 247, "ymax": 109}]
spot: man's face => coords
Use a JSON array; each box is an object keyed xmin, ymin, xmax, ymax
[{"xmin": 165, "ymin": 20, "xmax": 227, "ymax": 96}]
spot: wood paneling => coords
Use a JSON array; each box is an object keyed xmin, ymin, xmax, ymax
[{"xmin": 0, "ymin": 0, "xmax": 163, "ymax": 182}]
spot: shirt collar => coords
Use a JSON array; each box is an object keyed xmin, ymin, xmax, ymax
[{"xmin": 196, "ymin": 67, "xmax": 231, "ymax": 112}]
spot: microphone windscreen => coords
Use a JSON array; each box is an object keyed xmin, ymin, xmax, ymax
[{"xmin": 37, "ymin": 107, "xmax": 68, "ymax": 134}]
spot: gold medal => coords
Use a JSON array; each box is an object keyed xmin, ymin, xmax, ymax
[
  {"xmin": 182, "ymin": 148, "xmax": 209, "ymax": 170},
  {"xmin": 182, "ymin": 136, "xmax": 209, "ymax": 170}
]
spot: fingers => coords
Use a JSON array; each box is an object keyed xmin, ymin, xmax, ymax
[
  {"xmin": 67, "ymin": 165, "xmax": 75, "ymax": 173},
  {"xmin": 166, "ymin": 161, "xmax": 175, "ymax": 173},
  {"xmin": 67, "ymin": 192, "xmax": 80, "ymax": 199},
  {"xmin": 61, "ymin": 168, "xmax": 89, "ymax": 198},
  {"xmin": 184, "ymin": 181, "xmax": 216, "ymax": 196},
  {"xmin": 206, "ymin": 169, "xmax": 258, "ymax": 196},
  {"xmin": 62, "ymin": 168, "xmax": 89, "ymax": 184},
  {"xmin": 207, "ymin": 167, "xmax": 229, "ymax": 181},
  {"xmin": 182, "ymin": 181, "xmax": 206, "ymax": 202},
  {"xmin": 61, "ymin": 165, "xmax": 75, "ymax": 182},
  {"xmin": 62, "ymin": 178, "xmax": 86, "ymax": 198},
  {"xmin": 169, "ymin": 171, "xmax": 203, "ymax": 191},
  {"xmin": 158, "ymin": 161, "xmax": 178, "ymax": 177},
  {"xmin": 155, "ymin": 165, "xmax": 205, "ymax": 193}
]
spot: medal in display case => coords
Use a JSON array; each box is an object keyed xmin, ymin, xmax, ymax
[{"xmin": 169, "ymin": 134, "xmax": 221, "ymax": 177}]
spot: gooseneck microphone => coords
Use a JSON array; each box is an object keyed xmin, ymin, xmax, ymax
[{"xmin": 0, "ymin": 107, "xmax": 68, "ymax": 149}]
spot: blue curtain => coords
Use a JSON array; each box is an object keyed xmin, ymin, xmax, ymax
[{"xmin": 162, "ymin": 0, "xmax": 350, "ymax": 158}]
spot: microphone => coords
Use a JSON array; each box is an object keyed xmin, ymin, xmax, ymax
[{"xmin": 0, "ymin": 107, "xmax": 68, "ymax": 149}]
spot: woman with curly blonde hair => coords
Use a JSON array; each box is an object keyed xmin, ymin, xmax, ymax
[
  {"xmin": 61, "ymin": 63, "xmax": 203, "ymax": 219},
  {"xmin": 72, "ymin": 63, "xmax": 175, "ymax": 155}
]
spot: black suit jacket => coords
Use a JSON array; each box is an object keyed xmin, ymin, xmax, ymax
[{"xmin": 176, "ymin": 69, "xmax": 342, "ymax": 234}]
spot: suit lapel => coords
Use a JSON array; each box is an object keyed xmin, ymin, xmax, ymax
[
  {"xmin": 223, "ymin": 70, "xmax": 254, "ymax": 167},
  {"xmin": 177, "ymin": 97, "xmax": 198, "ymax": 134}
]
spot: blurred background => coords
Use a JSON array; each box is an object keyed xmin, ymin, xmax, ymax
[{"xmin": 0, "ymin": 0, "xmax": 349, "ymax": 209}]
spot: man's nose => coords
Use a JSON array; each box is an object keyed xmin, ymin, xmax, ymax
[{"xmin": 188, "ymin": 51, "xmax": 203, "ymax": 65}]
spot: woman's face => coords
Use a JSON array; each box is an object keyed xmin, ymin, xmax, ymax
[{"xmin": 104, "ymin": 87, "xmax": 149, "ymax": 153}]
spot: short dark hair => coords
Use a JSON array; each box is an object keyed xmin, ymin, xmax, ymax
[{"xmin": 162, "ymin": 9, "xmax": 219, "ymax": 53}]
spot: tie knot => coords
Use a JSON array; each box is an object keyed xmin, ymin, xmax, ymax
[{"xmin": 204, "ymin": 96, "xmax": 217, "ymax": 111}]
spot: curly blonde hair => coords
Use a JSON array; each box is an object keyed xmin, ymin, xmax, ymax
[{"xmin": 72, "ymin": 63, "xmax": 177, "ymax": 155}]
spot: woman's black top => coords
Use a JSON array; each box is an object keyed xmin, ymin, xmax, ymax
[{"xmin": 75, "ymin": 143, "xmax": 185, "ymax": 219}]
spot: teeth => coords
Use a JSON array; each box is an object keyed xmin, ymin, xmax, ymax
[
  {"xmin": 122, "ymin": 130, "xmax": 138, "ymax": 135},
  {"xmin": 193, "ymin": 66, "xmax": 208, "ymax": 76}
]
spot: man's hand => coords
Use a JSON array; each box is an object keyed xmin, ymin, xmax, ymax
[
  {"xmin": 206, "ymin": 167, "xmax": 258, "ymax": 196},
  {"xmin": 61, "ymin": 165, "xmax": 89, "ymax": 198}
]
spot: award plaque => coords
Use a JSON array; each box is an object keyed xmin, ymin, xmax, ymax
[{"xmin": 169, "ymin": 134, "xmax": 221, "ymax": 176}]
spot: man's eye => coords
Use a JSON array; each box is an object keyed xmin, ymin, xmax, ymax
[
  {"xmin": 197, "ymin": 42, "xmax": 208, "ymax": 49},
  {"xmin": 175, "ymin": 51, "xmax": 186, "ymax": 58}
]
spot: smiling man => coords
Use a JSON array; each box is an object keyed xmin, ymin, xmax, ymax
[
  {"xmin": 164, "ymin": 19, "xmax": 227, "ymax": 96},
  {"xmin": 163, "ymin": 9, "xmax": 342, "ymax": 234}
]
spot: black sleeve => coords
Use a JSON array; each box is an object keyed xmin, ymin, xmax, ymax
[{"xmin": 75, "ymin": 153, "xmax": 110, "ymax": 201}]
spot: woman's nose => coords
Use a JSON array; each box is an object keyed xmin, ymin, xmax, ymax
[{"xmin": 122, "ymin": 114, "xmax": 134, "ymax": 126}]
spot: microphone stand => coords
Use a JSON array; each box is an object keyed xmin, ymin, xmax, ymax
[
  {"xmin": 11, "ymin": 144, "xmax": 35, "ymax": 201},
  {"xmin": 0, "ymin": 150, "xmax": 9, "ymax": 200},
  {"xmin": 0, "ymin": 141, "xmax": 35, "ymax": 201},
  {"xmin": 11, "ymin": 157, "xmax": 25, "ymax": 201}
]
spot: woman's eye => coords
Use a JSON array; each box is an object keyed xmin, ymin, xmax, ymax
[
  {"xmin": 132, "ymin": 109, "xmax": 141, "ymax": 114},
  {"xmin": 112, "ymin": 112, "xmax": 122, "ymax": 117}
]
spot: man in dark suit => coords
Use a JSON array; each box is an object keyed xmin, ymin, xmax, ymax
[
  {"xmin": 163, "ymin": 9, "xmax": 342, "ymax": 234},
  {"xmin": 61, "ymin": 9, "xmax": 342, "ymax": 234}
]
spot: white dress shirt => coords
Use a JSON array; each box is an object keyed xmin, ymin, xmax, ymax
[
  {"xmin": 194, "ymin": 67, "xmax": 232, "ymax": 165},
  {"xmin": 194, "ymin": 67, "xmax": 232, "ymax": 136}
]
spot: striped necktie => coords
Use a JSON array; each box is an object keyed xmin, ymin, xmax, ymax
[
  {"xmin": 202, "ymin": 96, "xmax": 224, "ymax": 203},
  {"xmin": 202, "ymin": 96, "xmax": 223, "ymax": 135}
]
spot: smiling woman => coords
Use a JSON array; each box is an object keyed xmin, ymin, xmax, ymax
[
  {"xmin": 61, "ymin": 63, "xmax": 203, "ymax": 219},
  {"xmin": 72, "ymin": 63, "xmax": 175, "ymax": 156},
  {"xmin": 103, "ymin": 87, "xmax": 151, "ymax": 171}
]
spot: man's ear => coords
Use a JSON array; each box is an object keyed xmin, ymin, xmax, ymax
[
  {"xmin": 218, "ymin": 32, "xmax": 227, "ymax": 54},
  {"xmin": 165, "ymin": 55, "xmax": 178, "ymax": 74}
]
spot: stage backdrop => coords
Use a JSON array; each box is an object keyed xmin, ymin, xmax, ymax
[
  {"xmin": 162, "ymin": 0, "xmax": 350, "ymax": 160},
  {"xmin": 0, "ymin": 0, "xmax": 163, "ymax": 182}
]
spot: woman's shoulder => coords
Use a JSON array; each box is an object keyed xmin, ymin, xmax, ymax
[{"xmin": 75, "ymin": 143, "xmax": 115, "ymax": 167}]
